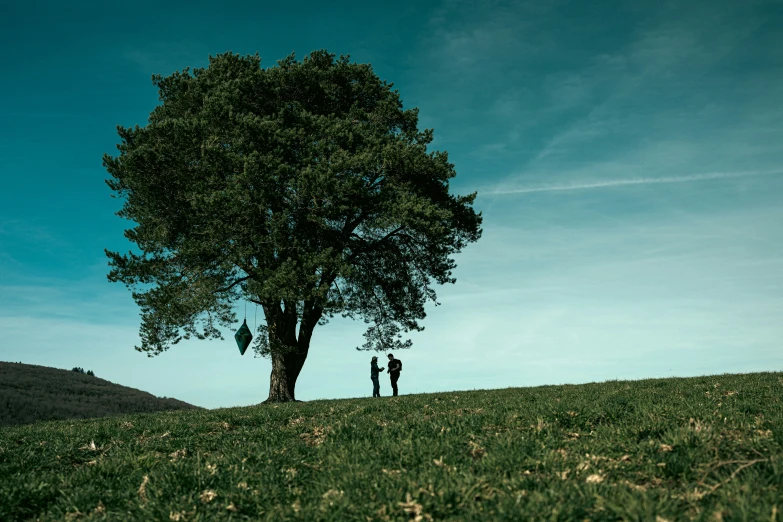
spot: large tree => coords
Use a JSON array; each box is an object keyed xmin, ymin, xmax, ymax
[{"xmin": 104, "ymin": 50, "xmax": 483, "ymax": 402}]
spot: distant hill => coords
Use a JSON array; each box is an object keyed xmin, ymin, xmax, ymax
[{"xmin": 0, "ymin": 362, "xmax": 202, "ymax": 428}]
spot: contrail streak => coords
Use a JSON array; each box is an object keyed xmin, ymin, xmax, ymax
[{"xmin": 479, "ymin": 169, "xmax": 782, "ymax": 196}]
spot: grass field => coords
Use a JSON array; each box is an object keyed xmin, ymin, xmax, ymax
[{"xmin": 1, "ymin": 372, "xmax": 781, "ymax": 521}]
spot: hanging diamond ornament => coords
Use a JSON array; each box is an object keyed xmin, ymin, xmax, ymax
[{"xmin": 234, "ymin": 318, "xmax": 253, "ymax": 356}]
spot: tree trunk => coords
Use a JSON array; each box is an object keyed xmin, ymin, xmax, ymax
[
  {"xmin": 263, "ymin": 301, "xmax": 320, "ymax": 403},
  {"xmin": 265, "ymin": 347, "xmax": 308, "ymax": 402}
]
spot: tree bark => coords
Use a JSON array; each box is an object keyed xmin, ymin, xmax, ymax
[
  {"xmin": 266, "ymin": 348, "xmax": 307, "ymax": 402},
  {"xmin": 263, "ymin": 301, "xmax": 321, "ymax": 403}
]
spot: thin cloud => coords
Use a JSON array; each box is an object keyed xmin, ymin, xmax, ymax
[
  {"xmin": 479, "ymin": 169, "xmax": 782, "ymax": 195},
  {"xmin": 532, "ymin": 115, "xmax": 607, "ymax": 163},
  {"xmin": 523, "ymin": 6, "xmax": 771, "ymax": 168}
]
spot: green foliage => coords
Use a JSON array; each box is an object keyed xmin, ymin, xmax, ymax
[
  {"xmin": 0, "ymin": 362, "xmax": 201, "ymax": 428},
  {"xmin": 104, "ymin": 49, "xmax": 483, "ymax": 360},
  {"xmin": 1, "ymin": 372, "xmax": 781, "ymax": 521}
]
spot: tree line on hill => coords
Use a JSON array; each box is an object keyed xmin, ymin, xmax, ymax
[{"xmin": 0, "ymin": 362, "xmax": 202, "ymax": 428}]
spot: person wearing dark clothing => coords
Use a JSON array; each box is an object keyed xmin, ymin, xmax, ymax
[
  {"xmin": 370, "ymin": 356, "xmax": 385, "ymax": 397},
  {"xmin": 386, "ymin": 353, "xmax": 402, "ymax": 396}
]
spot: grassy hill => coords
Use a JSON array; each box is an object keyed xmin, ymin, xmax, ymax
[
  {"xmin": 1, "ymin": 371, "xmax": 781, "ymax": 521},
  {"xmin": 0, "ymin": 362, "xmax": 202, "ymax": 428}
]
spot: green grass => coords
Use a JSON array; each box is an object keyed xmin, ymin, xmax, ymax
[{"xmin": 1, "ymin": 372, "xmax": 782, "ymax": 521}]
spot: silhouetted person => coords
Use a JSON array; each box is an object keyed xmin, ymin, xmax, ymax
[
  {"xmin": 370, "ymin": 356, "xmax": 385, "ymax": 397},
  {"xmin": 387, "ymin": 353, "xmax": 402, "ymax": 396}
]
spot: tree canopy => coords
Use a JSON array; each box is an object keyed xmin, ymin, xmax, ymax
[{"xmin": 104, "ymin": 50, "xmax": 482, "ymax": 401}]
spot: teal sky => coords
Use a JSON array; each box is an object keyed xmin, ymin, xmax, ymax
[{"xmin": 1, "ymin": 0, "xmax": 781, "ymax": 409}]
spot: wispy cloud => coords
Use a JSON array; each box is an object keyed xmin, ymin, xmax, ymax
[
  {"xmin": 475, "ymin": 0, "xmax": 779, "ymax": 196},
  {"xmin": 530, "ymin": 4, "xmax": 772, "ymax": 149},
  {"xmin": 531, "ymin": 112, "xmax": 607, "ymax": 163},
  {"xmin": 479, "ymin": 169, "xmax": 783, "ymax": 196}
]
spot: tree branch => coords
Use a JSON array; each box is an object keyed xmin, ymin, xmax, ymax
[
  {"xmin": 215, "ymin": 274, "xmax": 253, "ymax": 294},
  {"xmin": 331, "ymin": 278, "xmax": 346, "ymax": 306},
  {"xmin": 367, "ymin": 159, "xmax": 387, "ymax": 191},
  {"xmin": 347, "ymin": 225, "xmax": 405, "ymax": 263}
]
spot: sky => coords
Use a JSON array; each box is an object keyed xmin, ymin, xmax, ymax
[{"xmin": 0, "ymin": 0, "xmax": 781, "ymax": 409}]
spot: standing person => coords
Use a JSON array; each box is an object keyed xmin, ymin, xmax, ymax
[
  {"xmin": 370, "ymin": 356, "xmax": 385, "ymax": 397},
  {"xmin": 387, "ymin": 353, "xmax": 402, "ymax": 396}
]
